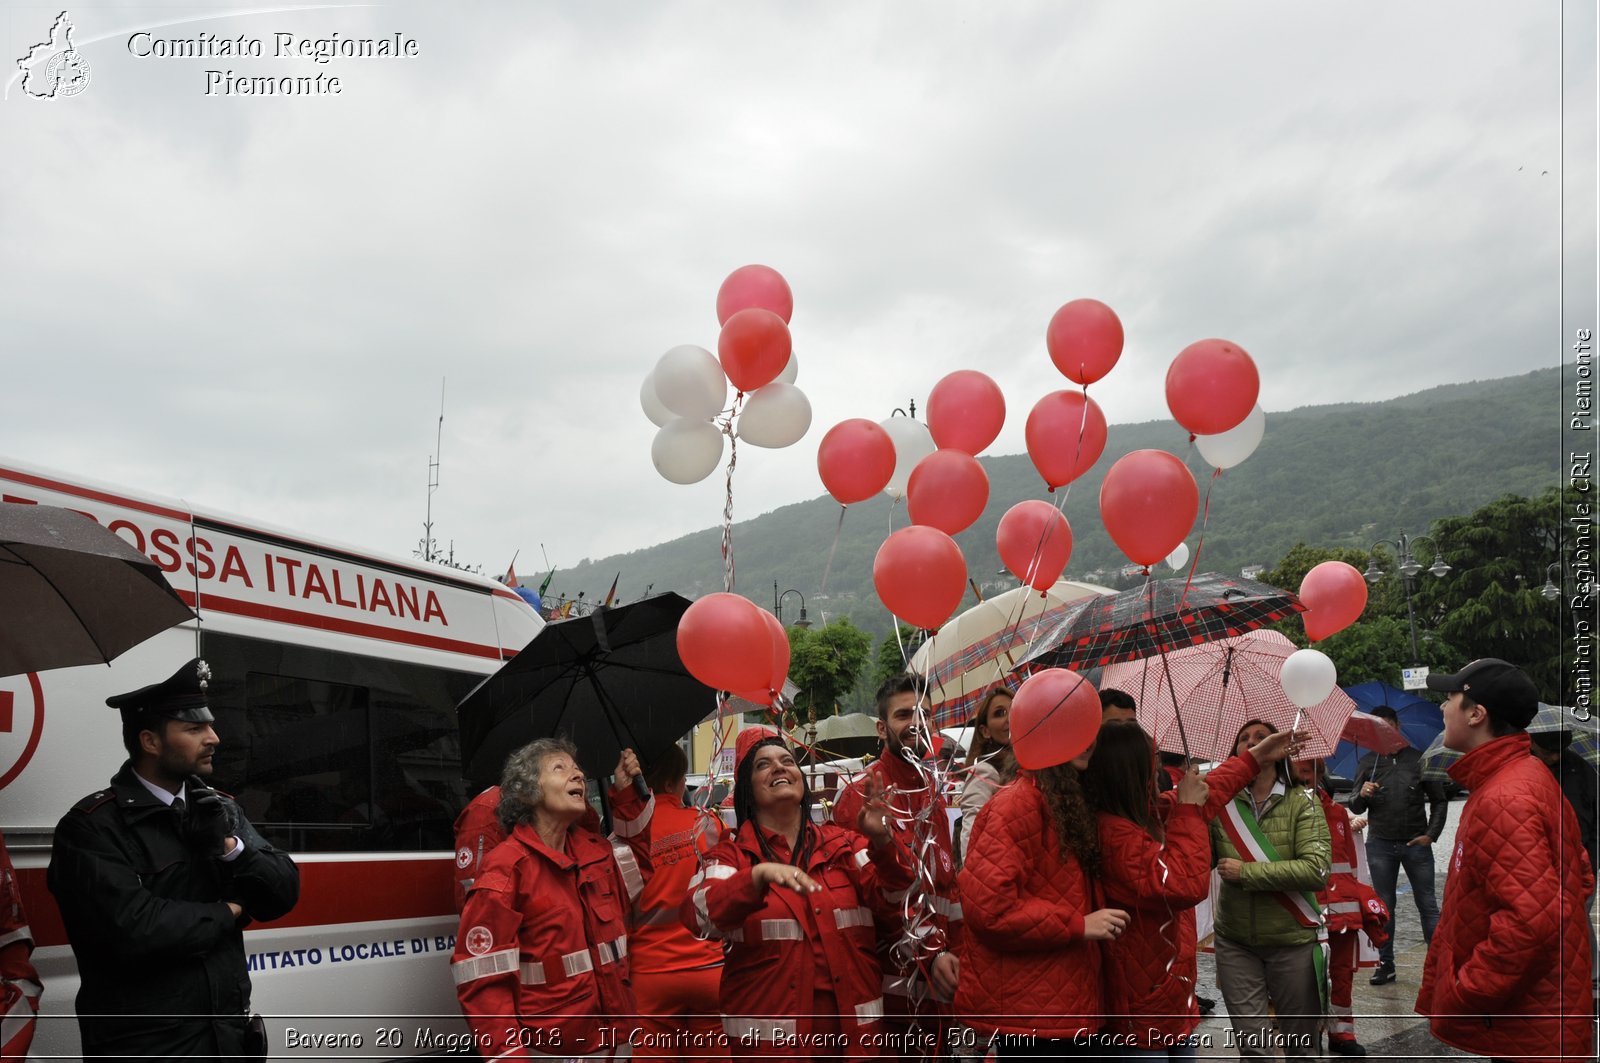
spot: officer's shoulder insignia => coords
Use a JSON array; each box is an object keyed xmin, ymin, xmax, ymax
[{"xmin": 71, "ymin": 790, "xmax": 114, "ymax": 813}]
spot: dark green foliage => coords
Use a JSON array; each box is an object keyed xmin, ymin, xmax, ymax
[{"xmin": 784, "ymin": 618, "xmax": 873, "ymax": 719}]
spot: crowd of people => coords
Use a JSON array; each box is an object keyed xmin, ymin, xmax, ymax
[{"xmin": 1, "ymin": 654, "xmax": 1593, "ymax": 1062}]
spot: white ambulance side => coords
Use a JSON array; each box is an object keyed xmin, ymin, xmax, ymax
[{"xmin": 0, "ymin": 458, "xmax": 542, "ymax": 1059}]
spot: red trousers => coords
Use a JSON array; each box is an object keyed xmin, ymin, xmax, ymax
[
  {"xmin": 632, "ymin": 964, "xmax": 729, "ymax": 1061},
  {"xmin": 1327, "ymin": 929, "xmax": 1358, "ymax": 1045}
]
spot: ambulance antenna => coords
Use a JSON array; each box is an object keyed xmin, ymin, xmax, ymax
[{"xmin": 422, "ymin": 379, "xmax": 445, "ymax": 562}]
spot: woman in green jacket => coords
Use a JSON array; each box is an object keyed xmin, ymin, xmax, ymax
[{"xmin": 1210, "ymin": 719, "xmax": 1331, "ymax": 1063}]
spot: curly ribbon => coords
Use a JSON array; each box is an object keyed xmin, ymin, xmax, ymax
[{"xmin": 718, "ymin": 393, "xmax": 745, "ymax": 595}]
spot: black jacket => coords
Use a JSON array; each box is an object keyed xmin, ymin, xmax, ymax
[
  {"xmin": 1347, "ymin": 746, "xmax": 1448, "ymax": 842},
  {"xmin": 47, "ymin": 763, "xmax": 299, "ymax": 1060},
  {"xmin": 1542, "ymin": 748, "xmax": 1600, "ymax": 873}
]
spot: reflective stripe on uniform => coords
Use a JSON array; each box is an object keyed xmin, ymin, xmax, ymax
[
  {"xmin": 929, "ymin": 895, "xmax": 963, "ymax": 921},
  {"xmin": 0, "ymin": 925, "xmax": 31, "ymax": 950},
  {"xmin": 612, "ymin": 844, "xmax": 645, "ymax": 905},
  {"xmin": 834, "ymin": 906, "xmax": 872, "ymax": 930},
  {"xmin": 854, "ymin": 849, "xmax": 871, "ymax": 869},
  {"xmin": 758, "ymin": 918, "xmax": 804, "ymax": 941},
  {"xmin": 724, "ymin": 1016, "xmax": 796, "ymax": 1041},
  {"xmin": 633, "ymin": 905, "xmax": 679, "ymax": 927},
  {"xmin": 1330, "ymin": 862, "xmax": 1355, "ymax": 874},
  {"xmin": 596, "ymin": 935, "xmax": 628, "ymax": 966},
  {"xmin": 451, "ymin": 947, "xmax": 518, "ymax": 986},
  {"xmin": 855, "ymin": 997, "xmax": 884, "ymax": 1024},
  {"xmin": 687, "ymin": 863, "xmax": 736, "ymax": 890},
  {"xmin": 612, "ymin": 795, "xmax": 655, "ymax": 839},
  {"xmin": 519, "ymin": 948, "xmax": 596, "ymax": 985},
  {"xmin": 1325, "ymin": 901, "xmax": 1361, "ymax": 915}
]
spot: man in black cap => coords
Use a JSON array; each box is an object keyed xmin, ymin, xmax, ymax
[
  {"xmin": 1346, "ymin": 704, "xmax": 1446, "ymax": 985},
  {"xmin": 47, "ymin": 658, "xmax": 300, "ymax": 1061},
  {"xmin": 1413, "ymin": 659, "xmax": 1595, "ymax": 1063}
]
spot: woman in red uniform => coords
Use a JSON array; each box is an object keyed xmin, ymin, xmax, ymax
[
  {"xmin": 682, "ymin": 728, "xmax": 904, "ymax": 1060},
  {"xmin": 452, "ymin": 738, "xmax": 651, "ymax": 1061}
]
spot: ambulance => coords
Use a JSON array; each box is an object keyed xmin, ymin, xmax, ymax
[{"xmin": 0, "ymin": 457, "xmax": 543, "ymax": 1058}]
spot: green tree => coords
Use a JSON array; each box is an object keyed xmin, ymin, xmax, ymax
[
  {"xmin": 872, "ymin": 625, "xmax": 926, "ymax": 693},
  {"xmin": 785, "ymin": 618, "xmax": 873, "ymax": 719}
]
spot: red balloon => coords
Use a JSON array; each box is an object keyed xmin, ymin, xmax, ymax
[
  {"xmin": 1165, "ymin": 338, "xmax": 1260, "ymax": 436},
  {"xmin": 716, "ymin": 264, "xmax": 794, "ymax": 326},
  {"xmin": 1099, "ymin": 450, "xmax": 1198, "ymax": 567},
  {"xmin": 817, "ymin": 419, "xmax": 896, "ymax": 505},
  {"xmin": 926, "ymin": 370, "xmax": 1006, "ymax": 455},
  {"xmin": 1011, "ymin": 668, "xmax": 1102, "ymax": 770},
  {"xmin": 1046, "ymin": 299, "xmax": 1124, "ymax": 386},
  {"xmin": 906, "ymin": 450, "xmax": 990, "ymax": 536},
  {"xmin": 1025, "ymin": 391, "xmax": 1108, "ymax": 490},
  {"xmin": 677, "ymin": 593, "xmax": 773, "ymax": 693},
  {"xmin": 996, "ymin": 500, "xmax": 1073, "ymax": 591},
  {"xmin": 718, "ymin": 308, "xmax": 792, "ymax": 393},
  {"xmin": 1299, "ymin": 561, "xmax": 1370, "ymax": 641},
  {"xmin": 873, "ymin": 526, "xmax": 967, "ymax": 630}
]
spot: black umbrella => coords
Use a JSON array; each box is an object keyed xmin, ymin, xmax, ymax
[
  {"xmin": 0, "ymin": 503, "xmax": 195, "ymax": 677},
  {"xmin": 457, "ymin": 592, "xmax": 720, "ymax": 794},
  {"xmin": 1020, "ymin": 572, "xmax": 1305, "ymax": 672}
]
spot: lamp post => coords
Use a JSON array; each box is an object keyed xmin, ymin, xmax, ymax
[
  {"xmin": 1540, "ymin": 563, "xmax": 1563, "ymax": 602},
  {"xmin": 773, "ymin": 582, "xmax": 811, "ymax": 628},
  {"xmin": 1364, "ymin": 532, "xmax": 1450, "ymax": 665}
]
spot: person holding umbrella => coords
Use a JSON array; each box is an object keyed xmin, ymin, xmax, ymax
[
  {"xmin": 1346, "ymin": 704, "xmax": 1445, "ymax": 986},
  {"xmin": 452, "ymin": 738, "xmax": 651, "ymax": 1060},
  {"xmin": 682, "ymin": 727, "xmax": 905, "ymax": 1060}
]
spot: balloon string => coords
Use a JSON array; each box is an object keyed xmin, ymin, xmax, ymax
[
  {"xmin": 818, "ymin": 504, "xmax": 847, "ymax": 598},
  {"xmin": 720, "ymin": 394, "xmax": 745, "ymax": 594},
  {"xmin": 1175, "ymin": 466, "xmax": 1218, "ymax": 614}
]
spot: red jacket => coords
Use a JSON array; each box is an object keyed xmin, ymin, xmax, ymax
[
  {"xmin": 1415, "ymin": 733, "xmax": 1595, "ymax": 1062},
  {"xmin": 832, "ymin": 751, "xmax": 962, "ymax": 1020},
  {"xmin": 955, "ymin": 773, "xmax": 1103, "ymax": 1039},
  {"xmin": 1095, "ymin": 749, "xmax": 1259, "ymax": 1045},
  {"xmin": 453, "ymin": 786, "xmax": 653, "ymax": 1060},
  {"xmin": 1312, "ymin": 787, "xmax": 1388, "ymax": 945},
  {"xmin": 1, "ymin": 833, "xmax": 40, "ymax": 1061},
  {"xmin": 681, "ymin": 819, "xmax": 908, "ymax": 1060},
  {"xmin": 631, "ymin": 792, "xmax": 728, "ymax": 974}
]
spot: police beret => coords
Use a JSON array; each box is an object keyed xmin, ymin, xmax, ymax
[{"xmin": 107, "ymin": 657, "xmax": 215, "ymax": 724}]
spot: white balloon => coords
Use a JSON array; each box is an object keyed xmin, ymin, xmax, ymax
[
  {"xmin": 776, "ymin": 350, "xmax": 799, "ymax": 385},
  {"xmin": 736, "ymin": 382, "xmax": 812, "ymax": 449},
  {"xmin": 1195, "ymin": 404, "xmax": 1266, "ymax": 470},
  {"xmin": 651, "ymin": 419, "xmax": 725, "ymax": 484},
  {"xmin": 1280, "ymin": 648, "xmax": 1337, "ymax": 708},
  {"xmin": 1165, "ymin": 542, "xmax": 1191, "ymax": 572},
  {"xmin": 653, "ymin": 345, "xmax": 728, "ymax": 421},
  {"xmin": 879, "ymin": 416, "xmax": 936, "ymax": 500},
  {"xmin": 639, "ymin": 372, "xmax": 674, "ymax": 428}
]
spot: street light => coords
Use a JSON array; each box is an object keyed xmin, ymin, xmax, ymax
[
  {"xmin": 1541, "ymin": 563, "xmax": 1563, "ymax": 602},
  {"xmin": 1365, "ymin": 531, "xmax": 1450, "ymax": 665},
  {"xmin": 773, "ymin": 582, "xmax": 811, "ymax": 628}
]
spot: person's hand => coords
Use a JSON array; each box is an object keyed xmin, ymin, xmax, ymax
[
  {"xmin": 1217, "ymin": 857, "xmax": 1244, "ymax": 882},
  {"xmin": 1349, "ymin": 815, "xmax": 1368, "ymax": 832},
  {"xmin": 1249, "ymin": 729, "xmax": 1310, "ymax": 765},
  {"xmin": 1406, "ymin": 834, "xmax": 1432, "ymax": 847},
  {"xmin": 752, "ymin": 863, "xmax": 820, "ymax": 894},
  {"xmin": 855, "ymin": 772, "xmax": 894, "ymax": 849},
  {"xmin": 226, "ymin": 901, "xmax": 244, "ymax": 920},
  {"xmin": 1359, "ymin": 780, "xmax": 1383, "ymax": 799},
  {"xmin": 613, "ymin": 748, "xmax": 641, "ymax": 790},
  {"xmin": 1083, "ymin": 908, "xmax": 1131, "ymax": 942},
  {"xmin": 1176, "ymin": 769, "xmax": 1208, "ymax": 806},
  {"xmin": 930, "ymin": 951, "xmax": 960, "ymax": 999},
  {"xmin": 184, "ymin": 785, "xmax": 237, "ymax": 855}
]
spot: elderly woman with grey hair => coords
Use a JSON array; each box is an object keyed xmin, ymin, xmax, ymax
[{"xmin": 453, "ymin": 737, "xmax": 652, "ymax": 1060}]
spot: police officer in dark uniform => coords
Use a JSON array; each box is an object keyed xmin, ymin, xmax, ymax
[{"xmin": 47, "ymin": 658, "xmax": 299, "ymax": 1061}]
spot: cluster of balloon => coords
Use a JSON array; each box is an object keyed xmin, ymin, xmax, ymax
[
  {"xmin": 1278, "ymin": 560, "xmax": 1369, "ymax": 709},
  {"xmin": 640, "ymin": 265, "xmax": 813, "ymax": 485},
  {"xmin": 1010, "ymin": 667, "xmax": 1102, "ymax": 770},
  {"xmin": 1026, "ymin": 300, "xmax": 1121, "ymax": 493},
  {"xmin": 676, "ymin": 593, "xmax": 792, "ymax": 707}
]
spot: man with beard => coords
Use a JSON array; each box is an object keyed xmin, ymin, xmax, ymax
[
  {"xmin": 48, "ymin": 658, "xmax": 300, "ymax": 1061},
  {"xmin": 832, "ymin": 673, "xmax": 961, "ymax": 1060}
]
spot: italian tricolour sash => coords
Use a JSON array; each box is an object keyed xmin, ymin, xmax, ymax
[{"xmin": 1219, "ymin": 790, "xmax": 1330, "ymax": 1009}]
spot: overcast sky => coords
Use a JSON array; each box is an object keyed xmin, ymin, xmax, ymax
[{"xmin": 2, "ymin": 1, "xmax": 1594, "ymax": 580}]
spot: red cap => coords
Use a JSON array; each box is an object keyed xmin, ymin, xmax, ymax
[{"xmin": 735, "ymin": 725, "xmax": 783, "ymax": 770}]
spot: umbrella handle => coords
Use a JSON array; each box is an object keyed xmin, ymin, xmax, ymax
[{"xmin": 633, "ymin": 775, "xmax": 651, "ymax": 801}]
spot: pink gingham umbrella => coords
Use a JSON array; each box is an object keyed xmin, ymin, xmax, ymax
[
  {"xmin": 1099, "ymin": 629, "xmax": 1359, "ymax": 762},
  {"xmin": 1339, "ymin": 710, "xmax": 1409, "ymax": 755}
]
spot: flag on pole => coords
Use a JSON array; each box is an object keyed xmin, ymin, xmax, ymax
[
  {"xmin": 538, "ymin": 568, "xmax": 556, "ymax": 596},
  {"xmin": 602, "ymin": 573, "xmax": 620, "ymax": 608},
  {"xmin": 503, "ymin": 562, "xmax": 519, "ymax": 589}
]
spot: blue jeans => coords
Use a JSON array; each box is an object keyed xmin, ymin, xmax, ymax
[{"xmin": 1366, "ymin": 835, "xmax": 1440, "ymax": 964}]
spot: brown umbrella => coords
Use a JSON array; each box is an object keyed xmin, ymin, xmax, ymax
[{"xmin": 0, "ymin": 503, "xmax": 195, "ymax": 676}]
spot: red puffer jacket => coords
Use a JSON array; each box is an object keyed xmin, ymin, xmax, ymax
[
  {"xmin": 453, "ymin": 786, "xmax": 653, "ymax": 1060},
  {"xmin": 1096, "ymin": 749, "xmax": 1259, "ymax": 1046},
  {"xmin": 1, "ymin": 833, "xmax": 41, "ymax": 1060},
  {"xmin": 955, "ymin": 774, "xmax": 1102, "ymax": 1039},
  {"xmin": 682, "ymin": 819, "xmax": 909, "ymax": 1060},
  {"xmin": 832, "ymin": 752, "xmax": 962, "ymax": 1019},
  {"xmin": 1415, "ymin": 733, "xmax": 1595, "ymax": 1062}
]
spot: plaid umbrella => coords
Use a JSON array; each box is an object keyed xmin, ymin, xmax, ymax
[
  {"xmin": 1021, "ymin": 572, "xmax": 1305, "ymax": 673},
  {"xmin": 1419, "ymin": 732, "xmax": 1460, "ymax": 783},
  {"xmin": 911, "ymin": 579, "xmax": 1114, "ymax": 727},
  {"xmin": 1099, "ymin": 628, "xmax": 1358, "ymax": 762},
  {"xmin": 1340, "ymin": 710, "xmax": 1409, "ymax": 755},
  {"xmin": 1528, "ymin": 704, "xmax": 1600, "ymax": 767}
]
